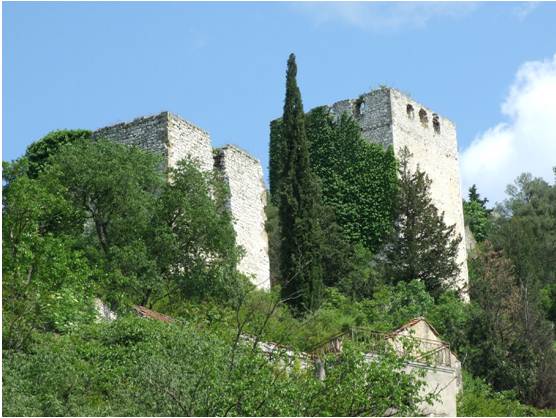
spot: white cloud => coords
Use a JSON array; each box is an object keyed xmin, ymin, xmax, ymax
[
  {"xmin": 512, "ymin": 2, "xmax": 538, "ymax": 21},
  {"xmin": 461, "ymin": 53, "xmax": 556, "ymax": 205},
  {"xmin": 292, "ymin": 2, "xmax": 477, "ymax": 32}
]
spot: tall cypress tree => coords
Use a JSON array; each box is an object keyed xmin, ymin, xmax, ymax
[{"xmin": 278, "ymin": 54, "xmax": 324, "ymax": 312}]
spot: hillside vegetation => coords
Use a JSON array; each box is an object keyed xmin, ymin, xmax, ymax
[{"xmin": 3, "ymin": 55, "xmax": 556, "ymax": 416}]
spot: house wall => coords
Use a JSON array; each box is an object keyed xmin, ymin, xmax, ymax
[{"xmin": 408, "ymin": 362, "xmax": 459, "ymax": 417}]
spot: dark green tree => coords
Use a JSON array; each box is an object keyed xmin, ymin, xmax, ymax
[
  {"xmin": 149, "ymin": 159, "xmax": 246, "ymax": 306},
  {"xmin": 269, "ymin": 118, "xmax": 285, "ymax": 205},
  {"xmin": 278, "ymin": 54, "xmax": 324, "ymax": 312},
  {"xmin": 468, "ymin": 184, "xmax": 490, "ymax": 209},
  {"xmin": 383, "ymin": 147, "xmax": 462, "ymax": 298},
  {"xmin": 489, "ymin": 171, "xmax": 556, "ymax": 329},
  {"xmin": 270, "ymin": 107, "xmax": 398, "ymax": 253},
  {"xmin": 24, "ymin": 129, "xmax": 91, "ymax": 178},
  {"xmin": 492, "ymin": 172, "xmax": 556, "ymax": 287},
  {"xmin": 264, "ymin": 199, "xmax": 281, "ymax": 287},
  {"xmin": 467, "ymin": 242, "xmax": 556, "ymax": 408},
  {"xmin": 463, "ymin": 184, "xmax": 492, "ymax": 242}
]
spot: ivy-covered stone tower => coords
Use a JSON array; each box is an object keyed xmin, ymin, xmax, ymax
[{"xmin": 324, "ymin": 87, "xmax": 469, "ymax": 295}]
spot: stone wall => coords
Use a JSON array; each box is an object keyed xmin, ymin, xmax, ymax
[
  {"xmin": 167, "ymin": 113, "xmax": 214, "ymax": 173},
  {"xmin": 92, "ymin": 112, "xmax": 170, "ymax": 168},
  {"xmin": 215, "ymin": 145, "xmax": 271, "ymax": 290},
  {"xmin": 93, "ymin": 112, "xmax": 271, "ymax": 290},
  {"xmin": 326, "ymin": 87, "xmax": 469, "ymax": 296},
  {"xmin": 329, "ymin": 88, "xmax": 394, "ymax": 148}
]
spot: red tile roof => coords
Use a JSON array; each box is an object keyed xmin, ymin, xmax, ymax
[{"xmin": 133, "ymin": 305, "xmax": 174, "ymax": 323}]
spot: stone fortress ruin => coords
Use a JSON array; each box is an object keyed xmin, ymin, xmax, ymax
[
  {"xmin": 325, "ymin": 87, "xmax": 469, "ymax": 295},
  {"xmin": 92, "ymin": 112, "xmax": 271, "ymax": 290},
  {"xmin": 93, "ymin": 87, "xmax": 468, "ymax": 416},
  {"xmin": 92, "ymin": 86, "xmax": 468, "ymax": 295}
]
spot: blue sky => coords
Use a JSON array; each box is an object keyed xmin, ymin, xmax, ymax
[{"xmin": 3, "ymin": 2, "xmax": 556, "ymax": 203}]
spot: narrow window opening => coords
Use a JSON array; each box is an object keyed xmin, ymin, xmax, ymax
[
  {"xmin": 432, "ymin": 114, "xmax": 441, "ymax": 134},
  {"xmin": 419, "ymin": 109, "xmax": 428, "ymax": 127},
  {"xmin": 406, "ymin": 104, "xmax": 415, "ymax": 119},
  {"xmin": 354, "ymin": 97, "xmax": 366, "ymax": 117}
]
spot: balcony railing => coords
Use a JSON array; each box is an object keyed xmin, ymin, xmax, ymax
[{"xmin": 309, "ymin": 326, "xmax": 453, "ymax": 368}]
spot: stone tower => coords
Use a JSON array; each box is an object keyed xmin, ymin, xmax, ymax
[
  {"xmin": 325, "ymin": 87, "xmax": 469, "ymax": 295},
  {"xmin": 92, "ymin": 112, "xmax": 271, "ymax": 290}
]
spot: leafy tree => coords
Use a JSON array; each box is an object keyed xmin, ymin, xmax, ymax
[
  {"xmin": 457, "ymin": 371, "xmax": 555, "ymax": 417},
  {"xmin": 2, "ymin": 170, "xmax": 96, "ymax": 347},
  {"xmin": 382, "ymin": 147, "xmax": 462, "ymax": 298},
  {"xmin": 24, "ymin": 129, "xmax": 91, "ymax": 178},
  {"xmin": 149, "ymin": 159, "xmax": 246, "ymax": 306},
  {"xmin": 3, "ymin": 315, "xmax": 431, "ymax": 416},
  {"xmin": 334, "ymin": 243, "xmax": 379, "ymax": 300},
  {"xmin": 39, "ymin": 139, "xmax": 166, "ymax": 307},
  {"xmin": 4, "ymin": 138, "xmax": 245, "ymax": 316},
  {"xmin": 358, "ymin": 280, "xmax": 434, "ymax": 332},
  {"xmin": 479, "ymin": 171, "xmax": 556, "ymax": 408},
  {"xmin": 277, "ymin": 54, "xmax": 325, "ymax": 312},
  {"xmin": 426, "ymin": 291, "xmax": 471, "ymax": 355},
  {"xmin": 540, "ymin": 283, "xmax": 556, "ymax": 324},
  {"xmin": 464, "ymin": 184, "xmax": 492, "ymax": 242},
  {"xmin": 467, "ymin": 242, "xmax": 556, "ymax": 408},
  {"xmin": 491, "ymin": 172, "xmax": 556, "ymax": 288}
]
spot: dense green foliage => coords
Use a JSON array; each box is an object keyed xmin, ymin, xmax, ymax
[
  {"xmin": 466, "ymin": 243, "xmax": 556, "ymax": 407},
  {"xmin": 459, "ymin": 175, "xmax": 556, "ymax": 409},
  {"xmin": 492, "ymin": 172, "xmax": 556, "ymax": 289},
  {"xmin": 270, "ymin": 106, "xmax": 398, "ymax": 252},
  {"xmin": 276, "ymin": 54, "xmax": 325, "ymax": 312},
  {"xmin": 25, "ymin": 129, "xmax": 92, "ymax": 178},
  {"xmin": 5, "ymin": 53, "xmax": 556, "ymax": 415},
  {"xmin": 3, "ymin": 312, "xmax": 433, "ymax": 416},
  {"xmin": 383, "ymin": 147, "xmax": 462, "ymax": 298},
  {"xmin": 306, "ymin": 109, "xmax": 397, "ymax": 250},
  {"xmin": 458, "ymin": 372, "xmax": 556, "ymax": 417},
  {"xmin": 266, "ymin": 198, "xmax": 377, "ymax": 298},
  {"xmin": 3, "ymin": 161, "xmax": 97, "ymax": 349},
  {"xmin": 3, "ymin": 137, "xmax": 245, "ymax": 348},
  {"xmin": 232, "ymin": 282, "xmax": 461, "ymax": 352},
  {"xmin": 463, "ymin": 184, "xmax": 492, "ymax": 242}
]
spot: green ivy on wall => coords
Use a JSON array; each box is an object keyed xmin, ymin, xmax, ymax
[{"xmin": 270, "ymin": 106, "xmax": 398, "ymax": 252}]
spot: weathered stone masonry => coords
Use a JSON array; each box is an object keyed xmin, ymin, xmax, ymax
[
  {"xmin": 92, "ymin": 112, "xmax": 271, "ymax": 290},
  {"xmin": 215, "ymin": 145, "xmax": 270, "ymax": 290},
  {"xmin": 92, "ymin": 86, "xmax": 468, "ymax": 297},
  {"xmin": 326, "ymin": 87, "xmax": 469, "ymax": 295}
]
